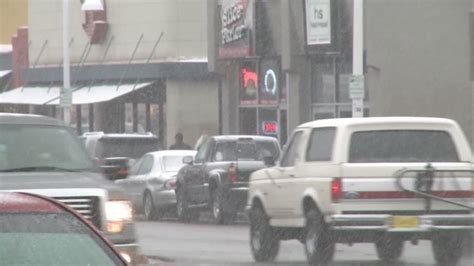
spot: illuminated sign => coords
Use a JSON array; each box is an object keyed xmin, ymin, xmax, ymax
[
  {"xmin": 261, "ymin": 121, "xmax": 278, "ymax": 135},
  {"xmin": 264, "ymin": 69, "xmax": 277, "ymax": 95}
]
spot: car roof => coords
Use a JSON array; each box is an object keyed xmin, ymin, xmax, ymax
[
  {"xmin": 82, "ymin": 132, "xmax": 158, "ymax": 139},
  {"xmin": 212, "ymin": 135, "xmax": 278, "ymax": 142},
  {"xmin": 0, "ymin": 113, "xmax": 64, "ymax": 126},
  {"xmin": 298, "ymin": 117, "xmax": 457, "ymax": 129},
  {"xmin": 148, "ymin": 150, "xmax": 197, "ymax": 157},
  {"xmin": 0, "ymin": 192, "xmax": 65, "ymax": 213}
]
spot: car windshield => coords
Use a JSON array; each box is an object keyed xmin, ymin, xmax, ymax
[
  {"xmin": 99, "ymin": 138, "xmax": 159, "ymax": 159},
  {"xmin": 349, "ymin": 130, "xmax": 460, "ymax": 163},
  {"xmin": 162, "ymin": 155, "xmax": 188, "ymax": 172},
  {"xmin": 0, "ymin": 213, "xmax": 124, "ymax": 265},
  {"xmin": 214, "ymin": 140, "xmax": 279, "ymax": 161},
  {"xmin": 0, "ymin": 125, "xmax": 94, "ymax": 172}
]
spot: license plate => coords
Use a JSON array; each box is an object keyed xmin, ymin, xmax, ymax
[{"xmin": 393, "ymin": 216, "xmax": 419, "ymax": 228}]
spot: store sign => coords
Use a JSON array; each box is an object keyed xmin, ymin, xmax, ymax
[
  {"xmin": 305, "ymin": 0, "xmax": 331, "ymax": 45},
  {"xmin": 261, "ymin": 121, "xmax": 278, "ymax": 135},
  {"xmin": 259, "ymin": 60, "xmax": 280, "ymax": 105},
  {"xmin": 219, "ymin": 0, "xmax": 255, "ymax": 59},
  {"xmin": 240, "ymin": 62, "xmax": 258, "ymax": 105}
]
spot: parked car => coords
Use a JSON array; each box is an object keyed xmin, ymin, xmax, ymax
[
  {"xmin": 116, "ymin": 150, "xmax": 197, "ymax": 220},
  {"xmin": 0, "ymin": 113, "xmax": 143, "ymax": 264},
  {"xmin": 176, "ymin": 135, "xmax": 280, "ymax": 224},
  {"xmin": 247, "ymin": 117, "xmax": 474, "ymax": 265},
  {"xmin": 81, "ymin": 131, "xmax": 160, "ymax": 166},
  {"xmin": 0, "ymin": 192, "xmax": 128, "ymax": 265}
]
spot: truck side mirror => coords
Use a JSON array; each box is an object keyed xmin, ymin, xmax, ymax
[{"xmin": 263, "ymin": 156, "xmax": 276, "ymax": 167}]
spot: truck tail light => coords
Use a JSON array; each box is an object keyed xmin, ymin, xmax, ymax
[
  {"xmin": 331, "ymin": 178, "xmax": 342, "ymax": 202},
  {"xmin": 228, "ymin": 165, "xmax": 238, "ymax": 183}
]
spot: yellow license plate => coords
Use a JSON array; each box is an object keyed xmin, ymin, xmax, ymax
[{"xmin": 393, "ymin": 216, "xmax": 419, "ymax": 228}]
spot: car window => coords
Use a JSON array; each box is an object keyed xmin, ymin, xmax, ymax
[
  {"xmin": 349, "ymin": 130, "xmax": 460, "ymax": 163},
  {"xmin": 195, "ymin": 139, "xmax": 211, "ymax": 163},
  {"xmin": 162, "ymin": 155, "xmax": 189, "ymax": 172},
  {"xmin": 0, "ymin": 125, "xmax": 94, "ymax": 172},
  {"xmin": 0, "ymin": 213, "xmax": 124, "ymax": 265},
  {"xmin": 98, "ymin": 138, "xmax": 159, "ymax": 160},
  {"xmin": 213, "ymin": 140, "xmax": 279, "ymax": 161},
  {"xmin": 306, "ymin": 127, "xmax": 336, "ymax": 162},
  {"xmin": 137, "ymin": 155, "xmax": 153, "ymax": 175},
  {"xmin": 129, "ymin": 157, "xmax": 144, "ymax": 175},
  {"xmin": 280, "ymin": 131, "xmax": 304, "ymax": 167}
]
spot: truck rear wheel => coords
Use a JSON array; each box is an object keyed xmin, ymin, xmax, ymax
[
  {"xmin": 249, "ymin": 206, "xmax": 279, "ymax": 262},
  {"xmin": 211, "ymin": 188, "xmax": 235, "ymax": 225},
  {"xmin": 304, "ymin": 209, "xmax": 334, "ymax": 266},
  {"xmin": 375, "ymin": 236, "xmax": 404, "ymax": 262},
  {"xmin": 432, "ymin": 233, "xmax": 463, "ymax": 266},
  {"xmin": 176, "ymin": 188, "xmax": 199, "ymax": 223}
]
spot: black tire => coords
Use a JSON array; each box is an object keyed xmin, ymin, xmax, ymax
[
  {"xmin": 375, "ymin": 236, "xmax": 404, "ymax": 262},
  {"xmin": 143, "ymin": 192, "xmax": 160, "ymax": 221},
  {"xmin": 432, "ymin": 233, "xmax": 463, "ymax": 266},
  {"xmin": 249, "ymin": 206, "xmax": 279, "ymax": 262},
  {"xmin": 304, "ymin": 209, "xmax": 334, "ymax": 266},
  {"xmin": 211, "ymin": 188, "xmax": 235, "ymax": 225},
  {"xmin": 176, "ymin": 188, "xmax": 200, "ymax": 223}
]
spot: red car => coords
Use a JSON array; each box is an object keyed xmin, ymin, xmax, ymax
[{"xmin": 0, "ymin": 192, "xmax": 129, "ymax": 265}]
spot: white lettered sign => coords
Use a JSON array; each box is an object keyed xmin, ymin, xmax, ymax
[{"xmin": 305, "ymin": 0, "xmax": 331, "ymax": 45}]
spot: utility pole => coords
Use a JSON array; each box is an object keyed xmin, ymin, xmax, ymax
[
  {"xmin": 61, "ymin": 0, "xmax": 72, "ymax": 125},
  {"xmin": 350, "ymin": 0, "xmax": 365, "ymax": 117}
]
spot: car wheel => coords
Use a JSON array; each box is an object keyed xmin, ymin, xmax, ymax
[
  {"xmin": 432, "ymin": 233, "xmax": 463, "ymax": 266},
  {"xmin": 176, "ymin": 188, "xmax": 199, "ymax": 223},
  {"xmin": 375, "ymin": 236, "xmax": 404, "ymax": 262},
  {"xmin": 249, "ymin": 206, "xmax": 279, "ymax": 262},
  {"xmin": 211, "ymin": 188, "xmax": 233, "ymax": 224},
  {"xmin": 304, "ymin": 209, "xmax": 334, "ymax": 266},
  {"xmin": 143, "ymin": 192, "xmax": 161, "ymax": 221}
]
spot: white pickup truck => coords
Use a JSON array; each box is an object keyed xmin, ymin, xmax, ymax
[{"xmin": 247, "ymin": 117, "xmax": 473, "ymax": 266}]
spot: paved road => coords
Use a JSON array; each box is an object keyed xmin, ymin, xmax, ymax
[{"xmin": 135, "ymin": 219, "xmax": 473, "ymax": 266}]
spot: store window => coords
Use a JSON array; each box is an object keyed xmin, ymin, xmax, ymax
[
  {"xmin": 259, "ymin": 60, "xmax": 279, "ymax": 105},
  {"xmin": 240, "ymin": 62, "xmax": 258, "ymax": 105}
]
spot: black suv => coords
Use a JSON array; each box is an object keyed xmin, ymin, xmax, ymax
[
  {"xmin": 175, "ymin": 135, "xmax": 280, "ymax": 224},
  {"xmin": 81, "ymin": 132, "xmax": 160, "ymax": 165}
]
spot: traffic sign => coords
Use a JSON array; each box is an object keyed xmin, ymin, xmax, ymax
[{"xmin": 349, "ymin": 75, "xmax": 365, "ymax": 99}]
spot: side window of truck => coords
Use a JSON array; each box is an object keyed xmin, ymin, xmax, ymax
[
  {"xmin": 280, "ymin": 131, "xmax": 304, "ymax": 167},
  {"xmin": 306, "ymin": 127, "xmax": 336, "ymax": 162}
]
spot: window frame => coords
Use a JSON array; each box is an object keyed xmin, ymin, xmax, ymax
[{"xmin": 280, "ymin": 130, "xmax": 304, "ymax": 167}]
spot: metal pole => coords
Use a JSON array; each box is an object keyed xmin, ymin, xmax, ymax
[
  {"xmin": 62, "ymin": 0, "xmax": 71, "ymax": 125},
  {"xmin": 352, "ymin": 0, "xmax": 364, "ymax": 117}
]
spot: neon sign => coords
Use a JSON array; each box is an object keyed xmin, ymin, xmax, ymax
[
  {"xmin": 241, "ymin": 68, "xmax": 257, "ymax": 89},
  {"xmin": 264, "ymin": 69, "xmax": 277, "ymax": 95},
  {"xmin": 261, "ymin": 121, "xmax": 278, "ymax": 135}
]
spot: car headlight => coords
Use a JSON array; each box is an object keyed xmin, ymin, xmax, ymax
[{"xmin": 105, "ymin": 201, "xmax": 132, "ymax": 233}]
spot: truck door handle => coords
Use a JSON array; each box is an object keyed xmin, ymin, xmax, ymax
[{"xmin": 289, "ymin": 174, "xmax": 296, "ymax": 178}]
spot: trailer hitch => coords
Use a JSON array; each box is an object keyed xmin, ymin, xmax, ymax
[{"xmin": 394, "ymin": 165, "xmax": 474, "ymax": 212}]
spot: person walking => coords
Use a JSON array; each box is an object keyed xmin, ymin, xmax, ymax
[{"xmin": 169, "ymin": 132, "xmax": 192, "ymax": 150}]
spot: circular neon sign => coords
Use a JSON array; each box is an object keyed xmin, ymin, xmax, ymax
[{"xmin": 264, "ymin": 69, "xmax": 277, "ymax": 95}]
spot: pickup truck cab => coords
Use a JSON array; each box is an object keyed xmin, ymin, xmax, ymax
[{"xmin": 247, "ymin": 117, "xmax": 473, "ymax": 265}]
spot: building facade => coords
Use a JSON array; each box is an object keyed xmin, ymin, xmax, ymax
[
  {"xmin": 0, "ymin": 0, "xmax": 220, "ymax": 148},
  {"xmin": 208, "ymin": 0, "xmax": 473, "ymax": 147}
]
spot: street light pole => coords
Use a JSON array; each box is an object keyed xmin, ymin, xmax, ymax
[
  {"xmin": 62, "ymin": 0, "xmax": 71, "ymax": 125},
  {"xmin": 351, "ymin": 0, "xmax": 364, "ymax": 118}
]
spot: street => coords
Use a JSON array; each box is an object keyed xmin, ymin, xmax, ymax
[{"xmin": 136, "ymin": 217, "xmax": 474, "ymax": 266}]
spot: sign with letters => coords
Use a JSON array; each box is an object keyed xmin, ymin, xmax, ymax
[{"xmin": 305, "ymin": 0, "xmax": 331, "ymax": 45}]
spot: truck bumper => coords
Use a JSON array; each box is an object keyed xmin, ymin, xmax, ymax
[{"xmin": 330, "ymin": 213, "xmax": 474, "ymax": 234}]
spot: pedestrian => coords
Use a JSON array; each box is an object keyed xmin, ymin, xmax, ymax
[{"xmin": 169, "ymin": 132, "xmax": 193, "ymax": 150}]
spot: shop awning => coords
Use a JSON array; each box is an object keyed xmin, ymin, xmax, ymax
[
  {"xmin": 0, "ymin": 82, "xmax": 152, "ymax": 105},
  {"xmin": 0, "ymin": 70, "xmax": 11, "ymax": 78},
  {"xmin": 0, "ymin": 86, "xmax": 60, "ymax": 105}
]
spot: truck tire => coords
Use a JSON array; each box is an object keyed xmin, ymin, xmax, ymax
[
  {"xmin": 432, "ymin": 233, "xmax": 463, "ymax": 266},
  {"xmin": 304, "ymin": 209, "xmax": 334, "ymax": 266},
  {"xmin": 176, "ymin": 188, "xmax": 199, "ymax": 223},
  {"xmin": 211, "ymin": 188, "xmax": 235, "ymax": 225},
  {"xmin": 375, "ymin": 236, "xmax": 403, "ymax": 262},
  {"xmin": 249, "ymin": 206, "xmax": 279, "ymax": 262}
]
